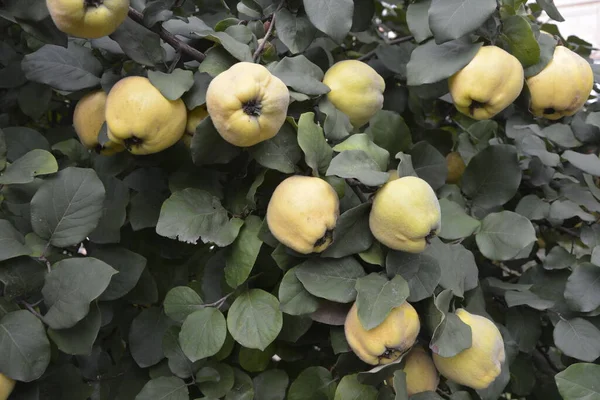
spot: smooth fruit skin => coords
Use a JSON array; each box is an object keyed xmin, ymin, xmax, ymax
[
  {"xmin": 73, "ymin": 90, "xmax": 125, "ymax": 156},
  {"xmin": 389, "ymin": 346, "xmax": 440, "ymax": 396},
  {"xmin": 433, "ymin": 309, "xmax": 506, "ymax": 390},
  {"xmin": 344, "ymin": 301, "xmax": 420, "ymax": 365},
  {"xmin": 105, "ymin": 76, "xmax": 188, "ymax": 155},
  {"xmin": 0, "ymin": 373, "xmax": 15, "ymax": 400},
  {"xmin": 526, "ymin": 45, "xmax": 594, "ymax": 120},
  {"xmin": 369, "ymin": 176, "xmax": 441, "ymax": 253},
  {"xmin": 446, "ymin": 152, "xmax": 466, "ymax": 184},
  {"xmin": 448, "ymin": 46, "xmax": 524, "ymax": 120},
  {"xmin": 322, "ymin": 60, "xmax": 385, "ymax": 128},
  {"xmin": 46, "ymin": 0, "xmax": 130, "ymax": 39},
  {"xmin": 183, "ymin": 105, "xmax": 209, "ymax": 148},
  {"xmin": 266, "ymin": 176, "xmax": 339, "ymax": 254},
  {"xmin": 205, "ymin": 62, "xmax": 290, "ymax": 147}
]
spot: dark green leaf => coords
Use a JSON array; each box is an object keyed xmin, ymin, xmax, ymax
[
  {"xmin": 553, "ymin": 318, "xmax": 600, "ymax": 362},
  {"xmin": 556, "ymin": 363, "xmax": 600, "ymax": 400},
  {"xmin": 135, "ymin": 376, "xmax": 189, "ymax": 400},
  {"xmin": 409, "ymin": 141, "xmax": 447, "ymax": 190},
  {"xmin": 197, "ymin": 362, "xmax": 235, "ymax": 397},
  {"xmin": 110, "ymin": 18, "xmax": 165, "ymax": 66},
  {"xmin": 249, "ymin": 122, "xmax": 302, "ymax": 174},
  {"xmin": 238, "ymin": 344, "xmax": 275, "ymax": 372},
  {"xmin": 278, "ymin": 267, "xmax": 320, "ymax": 315},
  {"xmin": 326, "ymin": 150, "xmax": 389, "ymax": 186},
  {"xmin": 225, "ymin": 215, "xmax": 263, "ymax": 288},
  {"xmin": 515, "ymin": 194, "xmax": 550, "ymax": 221},
  {"xmin": 439, "ymin": 198, "xmax": 480, "ymax": 240},
  {"xmin": 562, "ymin": 150, "xmax": 600, "ymax": 176},
  {"xmin": 476, "ymin": 211, "xmax": 536, "ymax": 261},
  {"xmin": 275, "ymin": 8, "xmax": 316, "ymax": 54},
  {"xmin": 129, "ymin": 307, "xmax": 173, "ymax": 368},
  {"xmin": 319, "ymin": 98, "xmax": 353, "ymax": 141},
  {"xmin": 506, "ymin": 307, "xmax": 541, "ymax": 353},
  {"xmin": 407, "ymin": 1, "xmax": 433, "ymax": 43},
  {"xmin": 163, "ymin": 326, "xmax": 195, "ymax": 379},
  {"xmin": 428, "ymin": 0, "xmax": 496, "ymax": 44},
  {"xmin": 0, "ymin": 257, "xmax": 46, "ymax": 300},
  {"xmin": 193, "ymin": 30, "xmax": 253, "ymax": 62},
  {"xmin": 253, "ymin": 369, "xmax": 289, "ymax": 400},
  {"xmin": 355, "ymin": 273, "xmax": 409, "ymax": 330},
  {"xmin": 287, "ymin": 366, "xmax": 337, "ymax": 400},
  {"xmin": 270, "ymin": 56, "xmax": 329, "ymax": 95},
  {"xmin": 366, "ymin": 110, "xmax": 412, "ymax": 157},
  {"xmin": 525, "ymin": 31, "xmax": 558, "ymax": 77},
  {"xmin": 180, "ymin": 308, "xmax": 226, "ymax": 362},
  {"xmin": 298, "ymin": 112, "xmax": 333, "ymax": 176},
  {"xmin": 386, "ymin": 250, "xmax": 441, "ymax": 302},
  {"xmin": 564, "ymin": 263, "xmax": 600, "ymax": 313},
  {"xmin": 303, "ymin": 0, "xmax": 353, "ymax": 43},
  {"xmin": 333, "ymin": 134, "xmax": 389, "ymax": 172},
  {"xmin": 500, "ymin": 15, "xmax": 540, "ymax": 67},
  {"xmin": 0, "ymin": 220, "xmax": 30, "ymax": 262},
  {"xmin": 3, "ymin": 126, "xmax": 50, "ymax": 162},
  {"xmin": 295, "ymin": 257, "xmax": 366, "ymax": 303},
  {"xmin": 0, "ymin": 149, "xmax": 56, "ymax": 185},
  {"xmin": 429, "ymin": 290, "xmax": 472, "ymax": 357},
  {"xmin": 88, "ymin": 175, "xmax": 130, "ymax": 244},
  {"xmin": 183, "ymin": 72, "xmax": 212, "ymax": 109},
  {"xmin": 92, "ymin": 245, "xmax": 146, "ymax": 301},
  {"xmin": 322, "ymin": 203, "xmax": 373, "ymax": 259},
  {"xmin": 164, "ymin": 286, "xmax": 203, "ymax": 323},
  {"xmin": 536, "ymin": 0, "xmax": 564, "ymax": 22},
  {"xmin": 424, "ymin": 238, "xmax": 478, "ymax": 298},
  {"xmin": 544, "ymin": 246, "xmax": 576, "ymax": 270},
  {"xmin": 148, "ymin": 69, "xmax": 195, "ymax": 101},
  {"xmin": 47, "ymin": 303, "xmax": 101, "ymax": 356},
  {"xmin": 334, "ymin": 373, "xmax": 377, "ymax": 400},
  {"xmin": 191, "ymin": 117, "xmax": 241, "ymax": 165}
]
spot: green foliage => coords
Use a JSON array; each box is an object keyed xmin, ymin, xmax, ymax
[{"xmin": 0, "ymin": 0, "xmax": 599, "ymax": 399}]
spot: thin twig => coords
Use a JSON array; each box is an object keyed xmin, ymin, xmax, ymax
[
  {"xmin": 168, "ymin": 51, "xmax": 182, "ymax": 73},
  {"xmin": 357, "ymin": 35, "xmax": 414, "ymax": 61},
  {"xmin": 127, "ymin": 7, "xmax": 206, "ymax": 62},
  {"xmin": 20, "ymin": 301, "xmax": 44, "ymax": 321},
  {"xmin": 536, "ymin": 346, "xmax": 561, "ymax": 373},
  {"xmin": 349, "ymin": 184, "xmax": 368, "ymax": 203},
  {"xmin": 252, "ymin": 1, "xmax": 284, "ymax": 62}
]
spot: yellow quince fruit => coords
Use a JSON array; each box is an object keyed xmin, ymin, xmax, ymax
[
  {"xmin": 322, "ymin": 60, "xmax": 385, "ymax": 128},
  {"xmin": 183, "ymin": 105, "xmax": 209, "ymax": 148},
  {"xmin": 46, "ymin": 0, "xmax": 129, "ymax": 39},
  {"xmin": 526, "ymin": 45, "xmax": 594, "ymax": 120},
  {"xmin": 206, "ymin": 62, "xmax": 290, "ymax": 147},
  {"xmin": 344, "ymin": 301, "xmax": 420, "ymax": 365},
  {"xmin": 105, "ymin": 76, "xmax": 188, "ymax": 155},
  {"xmin": 266, "ymin": 176, "xmax": 339, "ymax": 254},
  {"xmin": 432, "ymin": 309, "xmax": 506, "ymax": 390},
  {"xmin": 0, "ymin": 373, "xmax": 15, "ymax": 400},
  {"xmin": 369, "ymin": 176, "xmax": 441, "ymax": 253},
  {"xmin": 446, "ymin": 151, "xmax": 466, "ymax": 184},
  {"xmin": 388, "ymin": 346, "xmax": 440, "ymax": 396},
  {"xmin": 73, "ymin": 90, "xmax": 125, "ymax": 156},
  {"xmin": 448, "ymin": 45, "xmax": 524, "ymax": 120}
]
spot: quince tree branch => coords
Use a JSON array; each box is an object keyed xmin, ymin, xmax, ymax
[{"xmin": 252, "ymin": 1, "xmax": 285, "ymax": 62}]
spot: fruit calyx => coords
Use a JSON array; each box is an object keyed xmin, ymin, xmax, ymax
[
  {"xmin": 425, "ymin": 230, "xmax": 437, "ymax": 244},
  {"xmin": 85, "ymin": 0, "xmax": 104, "ymax": 8},
  {"xmin": 469, "ymin": 100, "xmax": 485, "ymax": 115},
  {"xmin": 543, "ymin": 107, "xmax": 556, "ymax": 115},
  {"xmin": 314, "ymin": 229, "xmax": 334, "ymax": 249},
  {"xmin": 124, "ymin": 136, "xmax": 144, "ymax": 150},
  {"xmin": 242, "ymin": 99, "xmax": 262, "ymax": 117},
  {"xmin": 378, "ymin": 347, "xmax": 401, "ymax": 363}
]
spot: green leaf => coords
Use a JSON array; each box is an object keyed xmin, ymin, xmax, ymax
[
  {"xmin": 3, "ymin": 126, "xmax": 50, "ymax": 162},
  {"xmin": 47, "ymin": 303, "xmax": 101, "ymax": 356},
  {"xmin": 31, "ymin": 167, "xmax": 106, "ymax": 248},
  {"xmin": 506, "ymin": 307, "xmax": 541, "ymax": 353},
  {"xmin": 226, "ymin": 368, "xmax": 255, "ymax": 400},
  {"xmin": 407, "ymin": 0, "xmax": 433, "ymax": 43},
  {"xmin": 191, "ymin": 117, "xmax": 241, "ymax": 165},
  {"xmin": 544, "ymin": 246, "xmax": 576, "ymax": 270},
  {"xmin": 553, "ymin": 318, "xmax": 600, "ymax": 362},
  {"xmin": 193, "ymin": 31, "xmax": 253, "ymax": 62},
  {"xmin": 278, "ymin": 267, "xmax": 320, "ymax": 316},
  {"xmin": 227, "ymin": 289, "xmax": 283, "ymax": 350},
  {"xmin": 298, "ymin": 112, "xmax": 333, "ymax": 176},
  {"xmin": 274, "ymin": 8, "xmax": 316, "ymax": 54},
  {"xmin": 333, "ymin": 134, "xmax": 390, "ymax": 172},
  {"xmin": 270, "ymin": 56, "xmax": 329, "ymax": 95},
  {"xmin": 525, "ymin": 30, "xmax": 557, "ymax": 77},
  {"xmin": 239, "ymin": 344, "xmax": 275, "ymax": 372},
  {"xmin": 148, "ymin": 69, "xmax": 195, "ymax": 101},
  {"xmin": 287, "ymin": 366, "xmax": 337, "ymax": 400},
  {"xmin": 562, "ymin": 150, "xmax": 600, "ymax": 176},
  {"xmin": 0, "ymin": 257, "xmax": 46, "ymax": 300},
  {"xmin": 183, "ymin": 71, "xmax": 212, "ymax": 109},
  {"xmin": 564, "ymin": 263, "xmax": 600, "ymax": 313},
  {"xmin": 515, "ymin": 194, "xmax": 550, "ymax": 221},
  {"xmin": 366, "ymin": 110, "xmax": 412, "ymax": 157},
  {"xmin": 424, "ymin": 238, "xmax": 478, "ymax": 298},
  {"xmin": 110, "ymin": 18, "xmax": 165, "ymax": 66},
  {"xmin": 0, "ymin": 219, "xmax": 30, "ymax": 262},
  {"xmin": 0, "ymin": 310, "xmax": 51, "ymax": 382},
  {"xmin": 504, "ymin": 290, "xmax": 555, "ymax": 310},
  {"xmin": 355, "ymin": 273, "xmax": 409, "ymax": 330},
  {"xmin": 334, "ymin": 374, "xmax": 378, "ymax": 400},
  {"xmin": 180, "ymin": 308, "xmax": 227, "ymax": 362},
  {"xmin": 326, "ymin": 150, "xmax": 389, "ymax": 186},
  {"xmin": 303, "ymin": 0, "xmax": 353, "ymax": 43},
  {"xmin": 163, "ymin": 326, "xmax": 195, "ymax": 379},
  {"xmin": 225, "ymin": 215, "xmax": 262, "ymax": 288},
  {"xmin": 409, "ymin": 141, "xmax": 448, "ymax": 190},
  {"xmin": 429, "ymin": 289, "xmax": 472, "ymax": 357},
  {"xmin": 156, "ymin": 188, "xmax": 230, "ymax": 245},
  {"xmin": 89, "ymin": 175, "xmax": 130, "ymax": 244},
  {"xmin": 0, "ymin": 149, "xmax": 57, "ymax": 184},
  {"xmin": 253, "ymin": 369, "xmax": 289, "ymax": 400},
  {"xmin": 550, "ymin": 200, "xmax": 595, "ymax": 222},
  {"xmin": 322, "ymin": 203, "xmax": 373, "ymax": 259},
  {"xmin": 249, "ymin": 122, "xmax": 302, "ymax": 174},
  {"xmin": 319, "ymin": 97, "xmax": 353, "ymax": 141},
  {"xmin": 407, "ymin": 38, "xmax": 482, "ymax": 86},
  {"xmin": 541, "ymin": 123, "xmax": 582, "ymax": 149},
  {"xmin": 438, "ymin": 198, "xmax": 481, "ymax": 240},
  {"xmin": 42, "ymin": 257, "xmax": 117, "ymax": 330},
  {"xmin": 392, "ymin": 370, "xmax": 408, "ymax": 400},
  {"xmin": 476, "ymin": 211, "xmax": 537, "ymax": 261},
  {"xmin": 21, "ymin": 43, "xmax": 102, "ymax": 91},
  {"xmin": 386, "ymin": 251, "xmax": 441, "ymax": 302},
  {"xmin": 536, "ymin": 0, "xmax": 564, "ymax": 22},
  {"xmin": 375, "ymin": 42, "xmax": 415, "ymax": 79},
  {"xmin": 197, "ymin": 362, "xmax": 235, "ymax": 397},
  {"xmin": 129, "ymin": 307, "xmax": 173, "ymax": 368},
  {"xmin": 556, "ymin": 363, "xmax": 600, "ymax": 400},
  {"xmin": 500, "ymin": 15, "xmax": 540, "ymax": 67},
  {"xmin": 428, "ymin": 0, "xmax": 497, "ymax": 44},
  {"xmin": 87, "ymin": 245, "xmax": 146, "ymax": 301},
  {"xmin": 295, "ymin": 257, "xmax": 366, "ymax": 303},
  {"xmin": 462, "ymin": 144, "xmax": 522, "ymax": 210},
  {"xmin": 164, "ymin": 286, "xmax": 204, "ymax": 323},
  {"xmin": 135, "ymin": 376, "xmax": 189, "ymax": 400}
]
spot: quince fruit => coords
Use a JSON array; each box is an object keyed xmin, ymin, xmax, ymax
[
  {"xmin": 369, "ymin": 176, "xmax": 441, "ymax": 253},
  {"xmin": 448, "ymin": 45, "xmax": 524, "ymax": 120},
  {"xmin": 106, "ymin": 76, "xmax": 188, "ymax": 155},
  {"xmin": 322, "ymin": 60, "xmax": 385, "ymax": 128},
  {"xmin": 266, "ymin": 176, "xmax": 339, "ymax": 254},
  {"xmin": 446, "ymin": 152, "xmax": 466, "ymax": 184},
  {"xmin": 73, "ymin": 90, "xmax": 125, "ymax": 156},
  {"xmin": 433, "ymin": 309, "xmax": 506, "ymax": 390},
  {"xmin": 0, "ymin": 373, "xmax": 15, "ymax": 400},
  {"xmin": 206, "ymin": 62, "xmax": 290, "ymax": 147},
  {"xmin": 183, "ymin": 105, "xmax": 209, "ymax": 148},
  {"xmin": 46, "ymin": 0, "xmax": 129, "ymax": 39},
  {"xmin": 526, "ymin": 45, "xmax": 594, "ymax": 120},
  {"xmin": 344, "ymin": 301, "xmax": 420, "ymax": 365},
  {"xmin": 388, "ymin": 346, "xmax": 440, "ymax": 396}
]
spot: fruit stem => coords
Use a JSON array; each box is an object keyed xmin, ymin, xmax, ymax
[
  {"xmin": 252, "ymin": 0, "xmax": 285, "ymax": 62},
  {"xmin": 84, "ymin": 0, "xmax": 103, "ymax": 7}
]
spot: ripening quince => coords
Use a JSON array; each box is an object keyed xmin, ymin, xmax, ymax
[
  {"xmin": 526, "ymin": 45, "xmax": 594, "ymax": 120},
  {"xmin": 105, "ymin": 76, "xmax": 188, "ymax": 155},
  {"xmin": 369, "ymin": 176, "xmax": 441, "ymax": 253},
  {"xmin": 344, "ymin": 301, "xmax": 420, "ymax": 365},
  {"xmin": 322, "ymin": 60, "xmax": 385, "ymax": 128},
  {"xmin": 433, "ymin": 309, "xmax": 506, "ymax": 390},
  {"xmin": 206, "ymin": 62, "xmax": 290, "ymax": 147},
  {"xmin": 388, "ymin": 346, "xmax": 440, "ymax": 396},
  {"xmin": 446, "ymin": 152, "xmax": 466, "ymax": 184},
  {"xmin": 448, "ymin": 46, "xmax": 524, "ymax": 120},
  {"xmin": 0, "ymin": 373, "xmax": 15, "ymax": 400},
  {"xmin": 183, "ymin": 105, "xmax": 209, "ymax": 148},
  {"xmin": 73, "ymin": 90, "xmax": 125, "ymax": 156},
  {"xmin": 266, "ymin": 176, "xmax": 339, "ymax": 254},
  {"xmin": 46, "ymin": 0, "xmax": 129, "ymax": 39}
]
